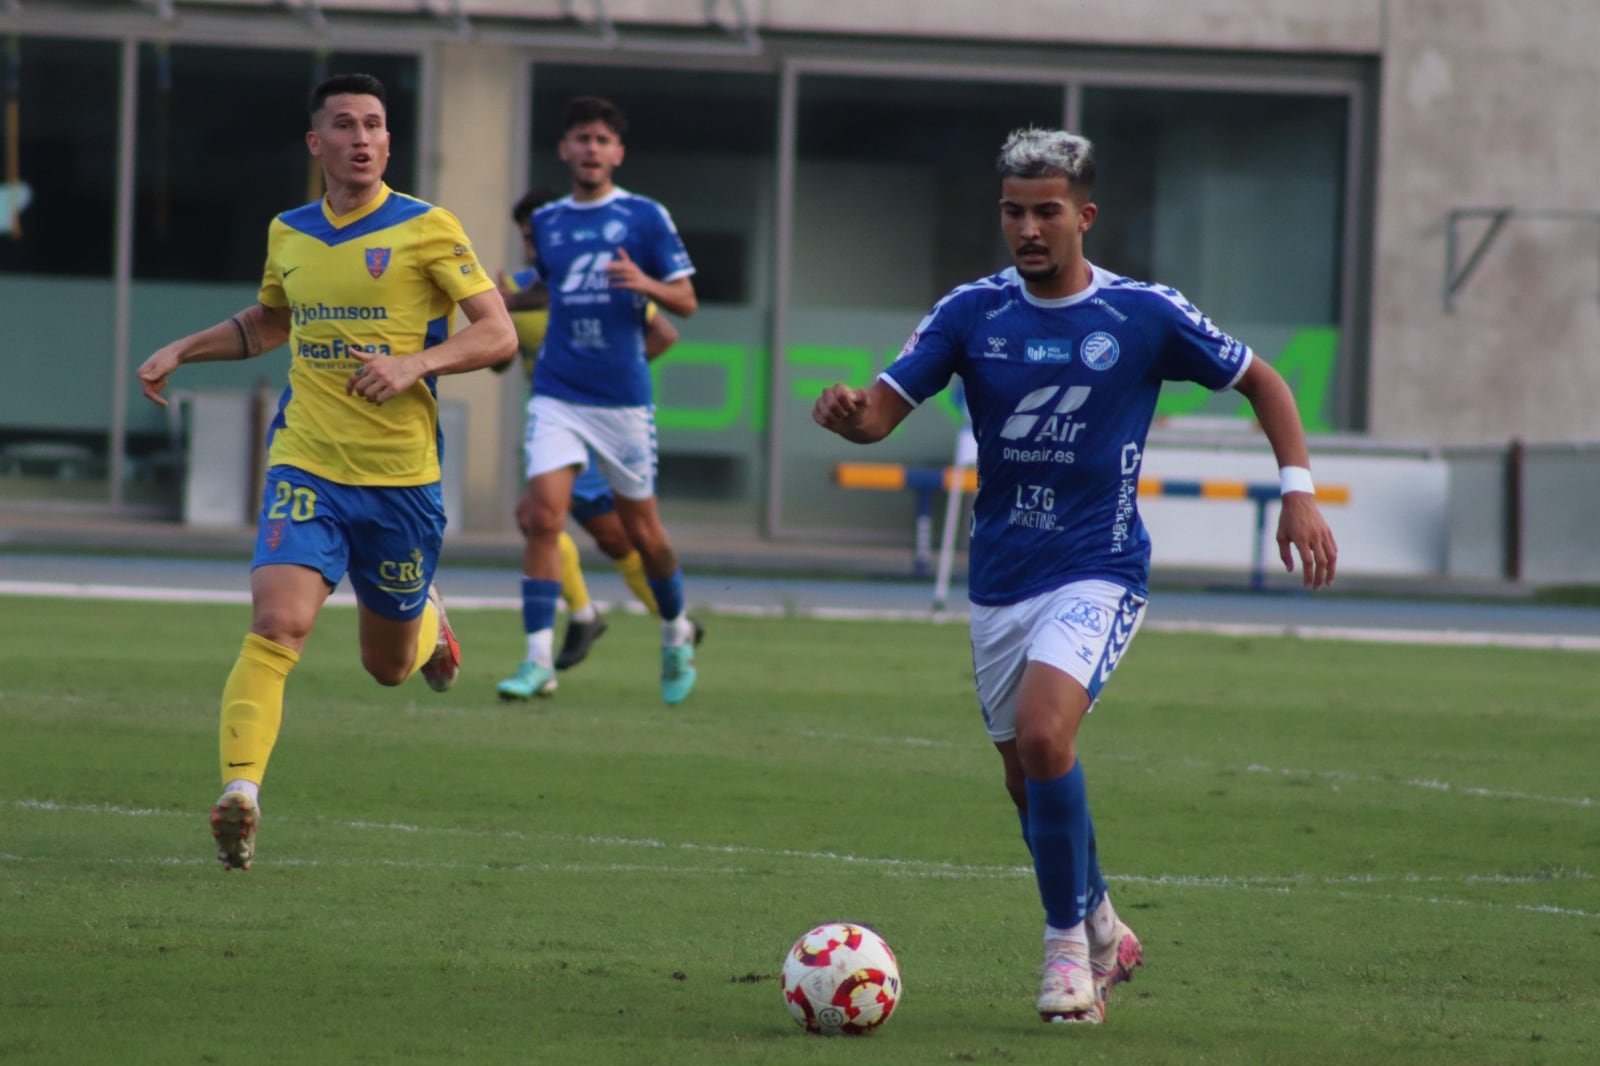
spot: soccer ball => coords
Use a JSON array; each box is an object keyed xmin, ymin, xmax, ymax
[{"xmin": 780, "ymin": 922, "xmax": 901, "ymax": 1035}]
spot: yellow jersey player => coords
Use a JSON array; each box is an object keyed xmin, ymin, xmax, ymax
[{"xmin": 135, "ymin": 73, "xmax": 516, "ymax": 871}]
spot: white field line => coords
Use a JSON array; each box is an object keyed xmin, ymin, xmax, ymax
[
  {"xmin": 791, "ymin": 730, "xmax": 1599, "ymax": 810},
  {"xmin": 7, "ymin": 797, "xmax": 1598, "ymax": 920},
  {"xmin": 3, "ymin": 579, "xmax": 1600, "ymax": 652}
]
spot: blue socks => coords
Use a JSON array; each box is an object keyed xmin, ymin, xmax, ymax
[
  {"xmin": 1025, "ymin": 763, "xmax": 1094, "ymax": 930},
  {"xmin": 520, "ymin": 577, "xmax": 561, "ymax": 634},
  {"xmin": 646, "ymin": 570, "xmax": 686, "ymax": 621}
]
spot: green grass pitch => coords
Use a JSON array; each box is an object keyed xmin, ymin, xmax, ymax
[{"xmin": 2, "ymin": 595, "xmax": 1598, "ymax": 1064}]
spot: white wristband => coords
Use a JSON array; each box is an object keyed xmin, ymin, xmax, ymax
[{"xmin": 1279, "ymin": 466, "xmax": 1315, "ymax": 496}]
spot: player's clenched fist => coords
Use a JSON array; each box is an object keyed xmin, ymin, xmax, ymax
[{"xmin": 813, "ymin": 383, "xmax": 867, "ymax": 431}]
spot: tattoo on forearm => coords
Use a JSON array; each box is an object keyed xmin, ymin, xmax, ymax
[
  {"xmin": 228, "ymin": 314, "xmax": 250, "ymax": 358},
  {"xmin": 229, "ymin": 312, "xmax": 265, "ymax": 358}
]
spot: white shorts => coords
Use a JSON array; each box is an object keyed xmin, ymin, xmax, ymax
[
  {"xmin": 523, "ymin": 394, "xmax": 657, "ymax": 500},
  {"xmin": 969, "ymin": 579, "xmax": 1148, "ymax": 743}
]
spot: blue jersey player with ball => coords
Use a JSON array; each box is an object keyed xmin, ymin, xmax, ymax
[{"xmin": 813, "ymin": 127, "xmax": 1338, "ymax": 1025}]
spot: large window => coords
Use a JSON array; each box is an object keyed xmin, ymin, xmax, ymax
[
  {"xmin": 1082, "ymin": 88, "xmax": 1348, "ymax": 431},
  {"xmin": 134, "ymin": 47, "xmax": 419, "ymax": 282},
  {"xmin": 0, "ymin": 39, "xmax": 421, "ymax": 509},
  {"xmin": 775, "ymin": 73, "xmax": 1062, "ymax": 539},
  {"xmin": 0, "ymin": 37, "xmax": 120, "ymax": 502}
]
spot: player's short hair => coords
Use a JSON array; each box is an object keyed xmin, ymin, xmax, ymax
[
  {"xmin": 996, "ymin": 128, "xmax": 1096, "ymax": 193},
  {"xmin": 561, "ymin": 96, "xmax": 628, "ymax": 139},
  {"xmin": 512, "ymin": 187, "xmax": 563, "ymax": 227},
  {"xmin": 309, "ymin": 73, "xmax": 387, "ymax": 124}
]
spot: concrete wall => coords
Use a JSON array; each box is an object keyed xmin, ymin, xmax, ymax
[
  {"xmin": 456, "ymin": 0, "xmax": 1383, "ymax": 53},
  {"xmin": 1370, "ymin": 0, "xmax": 1600, "ymax": 446},
  {"xmin": 429, "ymin": 42, "xmax": 520, "ymax": 535}
]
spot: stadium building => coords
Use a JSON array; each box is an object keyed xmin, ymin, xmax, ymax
[{"xmin": 0, "ymin": 1, "xmax": 1593, "ymax": 582}]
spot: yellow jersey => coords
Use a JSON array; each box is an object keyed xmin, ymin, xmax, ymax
[
  {"xmin": 503, "ymin": 267, "xmax": 549, "ymax": 380},
  {"xmin": 257, "ymin": 184, "xmax": 494, "ymax": 486}
]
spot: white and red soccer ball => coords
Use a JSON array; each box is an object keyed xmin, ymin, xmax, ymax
[{"xmin": 780, "ymin": 922, "xmax": 901, "ymax": 1035}]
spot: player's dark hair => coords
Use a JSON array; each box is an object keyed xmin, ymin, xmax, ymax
[
  {"xmin": 560, "ymin": 96, "xmax": 628, "ymax": 139},
  {"xmin": 512, "ymin": 187, "xmax": 563, "ymax": 226},
  {"xmin": 308, "ymin": 73, "xmax": 387, "ymax": 123}
]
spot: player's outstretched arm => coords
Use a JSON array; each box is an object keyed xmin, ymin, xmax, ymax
[
  {"xmin": 1233, "ymin": 358, "xmax": 1338, "ymax": 589},
  {"xmin": 137, "ymin": 303, "xmax": 290, "ymax": 408},
  {"xmin": 813, "ymin": 380, "xmax": 914, "ymax": 445}
]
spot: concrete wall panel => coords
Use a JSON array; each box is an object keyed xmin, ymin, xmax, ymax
[{"xmin": 1371, "ymin": 0, "xmax": 1600, "ymax": 446}]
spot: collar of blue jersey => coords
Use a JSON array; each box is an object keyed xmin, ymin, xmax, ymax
[
  {"xmin": 561, "ymin": 186, "xmax": 627, "ymax": 211},
  {"xmin": 321, "ymin": 182, "xmax": 392, "ymax": 228},
  {"xmin": 1014, "ymin": 261, "xmax": 1108, "ymax": 309}
]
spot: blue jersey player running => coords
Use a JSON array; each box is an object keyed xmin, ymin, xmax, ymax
[
  {"xmin": 500, "ymin": 96, "xmax": 702, "ymax": 705},
  {"xmin": 496, "ymin": 187, "xmax": 685, "ymax": 676},
  {"xmin": 814, "ymin": 127, "xmax": 1338, "ymax": 1025},
  {"xmin": 135, "ymin": 73, "xmax": 516, "ymax": 871}
]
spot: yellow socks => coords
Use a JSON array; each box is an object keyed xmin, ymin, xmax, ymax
[
  {"xmin": 558, "ymin": 530, "xmax": 591, "ymax": 614},
  {"xmin": 615, "ymin": 551, "xmax": 658, "ymax": 615},
  {"xmin": 408, "ymin": 597, "xmax": 443, "ymax": 677},
  {"xmin": 218, "ymin": 633, "xmax": 299, "ymax": 787}
]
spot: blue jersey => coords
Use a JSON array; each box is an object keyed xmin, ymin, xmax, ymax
[
  {"xmin": 882, "ymin": 264, "xmax": 1253, "ymax": 605},
  {"xmin": 529, "ymin": 188, "xmax": 694, "ymax": 407}
]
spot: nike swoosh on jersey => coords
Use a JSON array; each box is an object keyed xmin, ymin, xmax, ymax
[
  {"xmin": 283, "ymin": 265, "xmax": 302, "ymax": 277},
  {"xmin": 397, "ymin": 597, "xmax": 423, "ymax": 611}
]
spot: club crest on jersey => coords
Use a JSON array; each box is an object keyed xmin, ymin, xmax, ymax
[
  {"xmin": 1080, "ymin": 331, "xmax": 1120, "ymax": 370},
  {"xmin": 365, "ymin": 247, "xmax": 392, "ymax": 279},
  {"xmin": 603, "ymin": 220, "xmax": 628, "ymax": 244}
]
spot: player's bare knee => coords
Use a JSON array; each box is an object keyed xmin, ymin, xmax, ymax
[
  {"xmin": 249, "ymin": 613, "xmax": 311, "ymax": 650},
  {"xmin": 1016, "ymin": 727, "xmax": 1076, "ymax": 781},
  {"xmin": 361, "ymin": 650, "xmax": 412, "ymax": 687}
]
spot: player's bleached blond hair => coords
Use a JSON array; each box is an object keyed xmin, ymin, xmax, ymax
[{"xmin": 996, "ymin": 127, "xmax": 1096, "ymax": 190}]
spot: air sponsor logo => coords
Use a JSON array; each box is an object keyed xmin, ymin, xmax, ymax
[
  {"xmin": 998, "ymin": 385, "xmax": 1091, "ymax": 459},
  {"xmin": 555, "ymin": 252, "xmax": 622, "ymax": 305},
  {"xmin": 1079, "ymin": 331, "xmax": 1120, "ymax": 371},
  {"xmin": 1024, "ymin": 339, "xmax": 1073, "ymax": 363}
]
